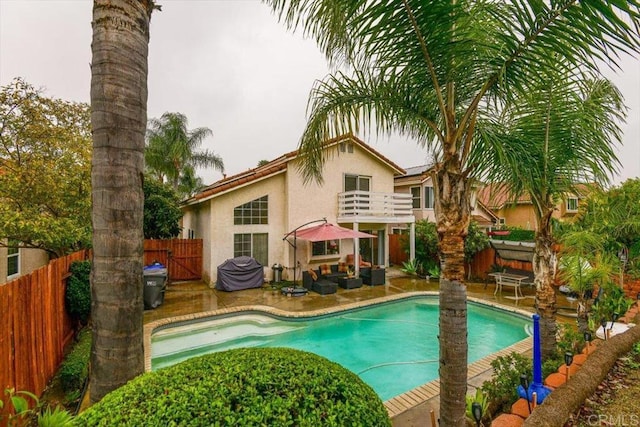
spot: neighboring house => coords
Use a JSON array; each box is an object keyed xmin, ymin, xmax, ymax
[
  {"xmin": 0, "ymin": 240, "xmax": 49, "ymax": 285},
  {"xmin": 476, "ymin": 183, "xmax": 593, "ymax": 230},
  {"xmin": 393, "ymin": 165, "xmax": 498, "ymax": 231},
  {"xmin": 181, "ymin": 134, "xmax": 416, "ymax": 285}
]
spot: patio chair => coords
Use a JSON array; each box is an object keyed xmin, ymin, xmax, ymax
[{"xmin": 346, "ymin": 254, "xmax": 372, "ymax": 268}]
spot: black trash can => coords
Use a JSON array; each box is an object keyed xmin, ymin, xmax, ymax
[
  {"xmin": 271, "ymin": 263, "xmax": 283, "ymax": 283},
  {"xmin": 143, "ymin": 262, "xmax": 168, "ymax": 309}
]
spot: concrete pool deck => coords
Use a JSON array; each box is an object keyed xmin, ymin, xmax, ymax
[{"xmin": 143, "ymin": 269, "xmax": 575, "ymax": 426}]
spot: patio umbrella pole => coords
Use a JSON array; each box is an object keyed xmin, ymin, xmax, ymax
[{"xmin": 283, "ymin": 218, "xmax": 327, "ymax": 286}]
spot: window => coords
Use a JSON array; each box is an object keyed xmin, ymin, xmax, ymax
[
  {"xmin": 7, "ymin": 240, "xmax": 19, "ymax": 278},
  {"xmin": 411, "ymin": 187, "xmax": 421, "ymax": 209},
  {"xmin": 424, "ymin": 186, "xmax": 434, "ymax": 209},
  {"xmin": 234, "ymin": 233, "xmax": 268, "ymax": 266},
  {"xmin": 234, "ymin": 196, "xmax": 268, "ymax": 225},
  {"xmin": 339, "ymin": 142, "xmax": 354, "ymax": 153},
  {"xmin": 392, "ymin": 227, "xmax": 408, "ymax": 235},
  {"xmin": 498, "ymin": 218, "xmax": 506, "ymax": 227},
  {"xmin": 187, "ymin": 229, "xmax": 196, "ymax": 239},
  {"xmin": 312, "ymin": 240, "xmax": 340, "ymax": 256},
  {"xmin": 344, "ymin": 174, "xmax": 370, "ymax": 192},
  {"xmin": 566, "ymin": 197, "xmax": 579, "ymax": 212}
]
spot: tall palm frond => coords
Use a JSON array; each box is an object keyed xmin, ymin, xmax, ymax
[
  {"xmin": 472, "ymin": 70, "xmax": 625, "ymax": 208},
  {"xmin": 145, "ymin": 112, "xmax": 224, "ymax": 192},
  {"xmin": 264, "ymin": 0, "xmax": 639, "ymax": 424},
  {"xmin": 267, "ymin": 0, "xmax": 639, "ymax": 182}
]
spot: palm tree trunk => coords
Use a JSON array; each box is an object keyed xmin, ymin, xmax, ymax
[
  {"xmin": 90, "ymin": 0, "xmax": 153, "ymax": 403},
  {"xmin": 576, "ymin": 298, "xmax": 591, "ymax": 334},
  {"xmin": 533, "ymin": 210, "xmax": 557, "ymax": 359},
  {"xmin": 434, "ymin": 164, "xmax": 472, "ymax": 427}
]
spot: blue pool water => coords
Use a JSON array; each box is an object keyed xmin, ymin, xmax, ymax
[{"xmin": 151, "ymin": 297, "xmax": 530, "ymax": 401}]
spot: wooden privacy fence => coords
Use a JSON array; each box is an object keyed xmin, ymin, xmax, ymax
[
  {"xmin": 468, "ymin": 247, "xmax": 533, "ymax": 279},
  {"xmin": 0, "ymin": 249, "xmax": 89, "ymax": 418},
  {"xmin": 388, "ymin": 235, "xmax": 533, "ymax": 280},
  {"xmin": 389, "ymin": 234, "xmax": 409, "ymax": 265},
  {"xmin": 143, "ymin": 239, "xmax": 202, "ymax": 281}
]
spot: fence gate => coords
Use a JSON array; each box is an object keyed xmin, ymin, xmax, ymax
[
  {"xmin": 389, "ymin": 234, "xmax": 409, "ymax": 265},
  {"xmin": 144, "ymin": 239, "xmax": 203, "ymax": 282}
]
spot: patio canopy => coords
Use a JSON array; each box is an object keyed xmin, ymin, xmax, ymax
[
  {"xmin": 490, "ymin": 239, "xmax": 535, "ymax": 263},
  {"xmin": 293, "ymin": 223, "xmax": 376, "ymax": 242}
]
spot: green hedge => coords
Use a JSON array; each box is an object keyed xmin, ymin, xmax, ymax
[
  {"xmin": 65, "ymin": 260, "xmax": 91, "ymax": 325},
  {"xmin": 77, "ymin": 347, "xmax": 391, "ymax": 426},
  {"xmin": 59, "ymin": 328, "xmax": 92, "ymax": 394},
  {"xmin": 494, "ymin": 228, "xmax": 535, "ymax": 242}
]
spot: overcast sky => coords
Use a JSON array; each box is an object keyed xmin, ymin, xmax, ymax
[{"xmin": 1, "ymin": 0, "xmax": 638, "ymax": 186}]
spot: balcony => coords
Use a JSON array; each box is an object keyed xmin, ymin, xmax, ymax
[{"xmin": 337, "ymin": 191, "xmax": 415, "ymax": 224}]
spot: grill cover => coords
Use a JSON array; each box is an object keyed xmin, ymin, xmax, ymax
[{"xmin": 216, "ymin": 256, "xmax": 264, "ymax": 291}]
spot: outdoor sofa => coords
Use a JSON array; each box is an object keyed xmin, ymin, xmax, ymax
[
  {"xmin": 303, "ymin": 262, "xmax": 386, "ymax": 293},
  {"xmin": 302, "ymin": 270, "xmax": 337, "ymax": 295},
  {"xmin": 302, "ymin": 263, "xmax": 351, "ymax": 294}
]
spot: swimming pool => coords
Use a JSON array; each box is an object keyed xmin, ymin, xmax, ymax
[{"xmin": 151, "ymin": 296, "xmax": 531, "ymax": 401}]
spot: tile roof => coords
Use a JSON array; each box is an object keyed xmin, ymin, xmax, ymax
[
  {"xmin": 477, "ymin": 182, "xmax": 597, "ymax": 210},
  {"xmin": 476, "ymin": 184, "xmax": 532, "ymax": 209},
  {"xmin": 185, "ymin": 134, "xmax": 405, "ymax": 205}
]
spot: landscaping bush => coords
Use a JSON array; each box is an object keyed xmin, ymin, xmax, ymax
[
  {"xmin": 541, "ymin": 324, "xmax": 587, "ymax": 379},
  {"xmin": 495, "ymin": 227, "xmax": 535, "ymax": 242},
  {"xmin": 59, "ymin": 328, "xmax": 92, "ymax": 395},
  {"xmin": 481, "ymin": 352, "xmax": 532, "ymax": 413},
  {"xmin": 541, "ymin": 357, "xmax": 563, "ymax": 380},
  {"xmin": 65, "ymin": 260, "xmax": 91, "ymax": 326},
  {"xmin": 77, "ymin": 347, "xmax": 391, "ymax": 426}
]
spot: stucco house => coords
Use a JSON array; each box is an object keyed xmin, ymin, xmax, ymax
[
  {"xmin": 393, "ymin": 165, "xmax": 498, "ymax": 231},
  {"xmin": 0, "ymin": 240, "xmax": 49, "ymax": 285},
  {"xmin": 181, "ymin": 134, "xmax": 416, "ymax": 285},
  {"xmin": 476, "ymin": 183, "xmax": 593, "ymax": 230}
]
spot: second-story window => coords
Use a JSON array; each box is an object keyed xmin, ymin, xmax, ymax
[
  {"xmin": 234, "ymin": 195, "xmax": 268, "ymax": 225},
  {"xmin": 424, "ymin": 186, "xmax": 434, "ymax": 209},
  {"xmin": 411, "ymin": 187, "xmax": 421, "ymax": 208},
  {"xmin": 339, "ymin": 142, "xmax": 354, "ymax": 153},
  {"xmin": 344, "ymin": 174, "xmax": 370, "ymax": 192},
  {"xmin": 566, "ymin": 197, "xmax": 579, "ymax": 212}
]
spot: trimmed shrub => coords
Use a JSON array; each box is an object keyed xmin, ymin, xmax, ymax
[
  {"xmin": 77, "ymin": 347, "xmax": 391, "ymax": 426},
  {"xmin": 496, "ymin": 228, "xmax": 535, "ymax": 242},
  {"xmin": 65, "ymin": 260, "xmax": 91, "ymax": 325},
  {"xmin": 59, "ymin": 328, "xmax": 92, "ymax": 394},
  {"xmin": 481, "ymin": 352, "xmax": 532, "ymax": 413}
]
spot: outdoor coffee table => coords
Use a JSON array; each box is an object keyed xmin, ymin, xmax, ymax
[{"xmin": 338, "ymin": 276, "xmax": 363, "ymax": 289}]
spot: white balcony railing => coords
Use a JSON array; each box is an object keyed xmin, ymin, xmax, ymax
[{"xmin": 337, "ymin": 190, "xmax": 414, "ymax": 222}]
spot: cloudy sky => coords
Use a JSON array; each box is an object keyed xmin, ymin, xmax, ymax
[{"xmin": 1, "ymin": 0, "xmax": 638, "ymax": 186}]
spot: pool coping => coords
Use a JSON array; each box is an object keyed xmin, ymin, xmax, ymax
[{"xmin": 143, "ymin": 291, "xmax": 534, "ymax": 419}]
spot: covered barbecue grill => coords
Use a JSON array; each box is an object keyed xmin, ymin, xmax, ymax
[{"xmin": 215, "ymin": 256, "xmax": 264, "ymax": 291}]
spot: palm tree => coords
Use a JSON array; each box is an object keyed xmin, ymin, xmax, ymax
[
  {"xmin": 90, "ymin": 0, "xmax": 156, "ymax": 402},
  {"xmin": 558, "ymin": 230, "xmax": 618, "ymax": 333},
  {"xmin": 145, "ymin": 112, "xmax": 224, "ymax": 196},
  {"xmin": 474, "ymin": 71, "xmax": 625, "ymax": 357},
  {"xmin": 265, "ymin": 1, "xmax": 639, "ymax": 424}
]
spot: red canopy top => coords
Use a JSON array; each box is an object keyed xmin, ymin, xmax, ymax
[{"xmin": 292, "ymin": 223, "xmax": 376, "ymax": 242}]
